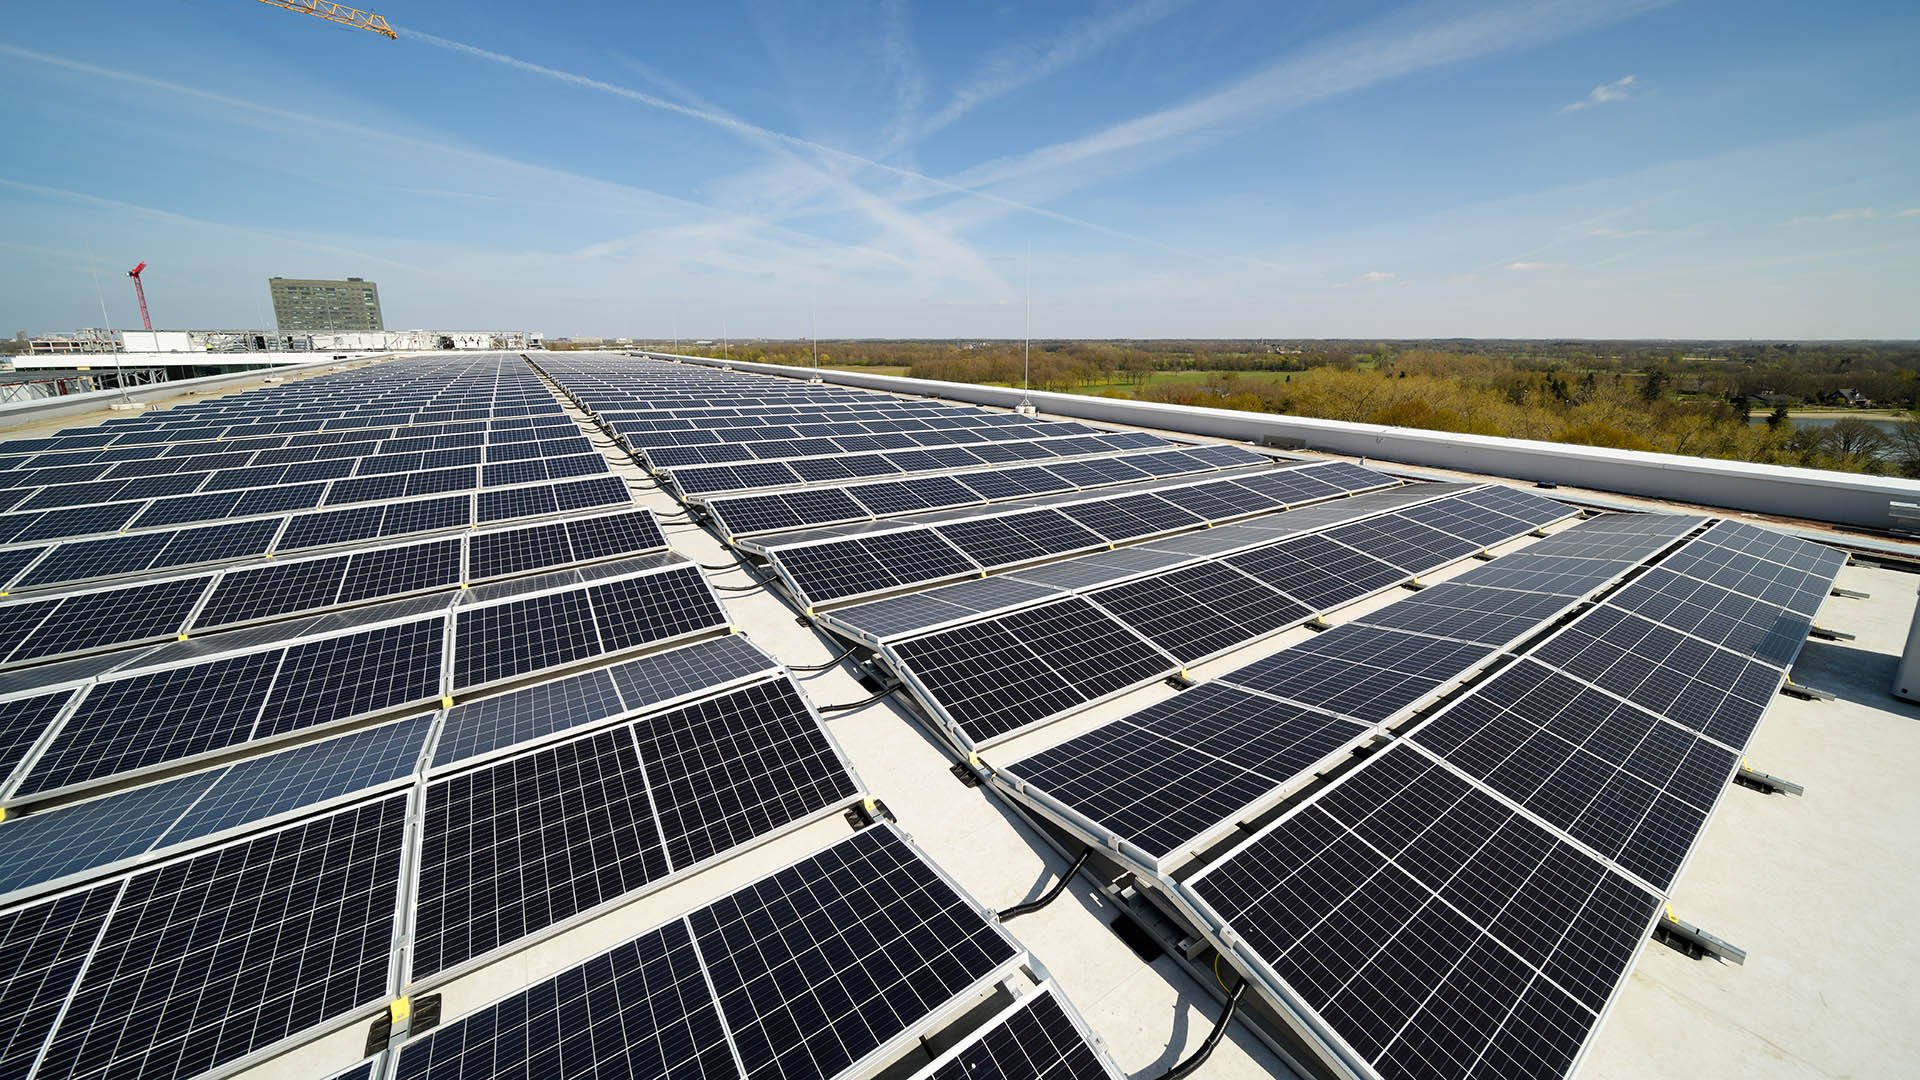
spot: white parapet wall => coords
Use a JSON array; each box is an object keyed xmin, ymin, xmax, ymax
[{"xmin": 655, "ymin": 352, "xmax": 1920, "ymax": 532}]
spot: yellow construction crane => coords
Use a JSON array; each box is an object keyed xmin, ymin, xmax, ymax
[{"xmin": 256, "ymin": 0, "xmax": 396, "ymax": 40}]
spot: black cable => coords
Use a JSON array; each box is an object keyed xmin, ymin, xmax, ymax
[
  {"xmin": 713, "ymin": 580, "xmax": 765, "ymax": 592},
  {"xmin": 819, "ymin": 685, "xmax": 903, "ymax": 711},
  {"xmin": 694, "ymin": 560, "xmax": 749, "ymax": 572},
  {"xmin": 789, "ymin": 644, "xmax": 861, "ymax": 672},
  {"xmin": 1147, "ymin": 979, "xmax": 1247, "ymax": 1080},
  {"xmin": 996, "ymin": 848, "xmax": 1092, "ymax": 922}
]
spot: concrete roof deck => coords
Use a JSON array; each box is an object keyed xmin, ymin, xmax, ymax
[{"xmin": 3, "ymin": 355, "xmax": 1916, "ymax": 1080}]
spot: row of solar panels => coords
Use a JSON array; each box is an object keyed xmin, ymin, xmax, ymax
[
  {"xmin": 996, "ymin": 512, "xmax": 1703, "ymax": 875},
  {"xmin": 1164, "ymin": 519, "xmax": 1847, "ymax": 1080},
  {"xmin": 0, "ymin": 552, "xmax": 728, "ymax": 804},
  {"xmin": 618, "ymin": 404, "xmax": 1071, "ymax": 457},
  {"xmin": 660, "ymin": 429, "xmax": 1174, "ymax": 497},
  {"xmin": 0, "ymin": 451, "xmax": 611, "ymax": 545},
  {"xmin": 0, "ymin": 474, "xmax": 633, "ymax": 594},
  {"xmin": 638, "ymin": 417, "xmax": 1147, "ymax": 469},
  {"xmin": 0, "ymin": 377, "xmax": 572, "ymax": 462},
  {"xmin": 710, "ymin": 443, "xmax": 1273, "ymax": 541},
  {"xmin": 614, "ymin": 404, "xmax": 1037, "ymax": 442},
  {"xmin": 874, "ymin": 485, "xmax": 1578, "ymax": 749},
  {"xmin": 0, "ymin": 508, "xmax": 667, "ymax": 670},
  {"xmin": 0, "ymin": 422, "xmax": 585, "ymax": 493},
  {"xmin": 1, "ymin": 634, "xmax": 975, "ymax": 1080},
  {"xmin": 761, "ymin": 460, "xmax": 1404, "ymax": 611},
  {"xmin": 369, "ymin": 827, "xmax": 1119, "ymax": 1080}
]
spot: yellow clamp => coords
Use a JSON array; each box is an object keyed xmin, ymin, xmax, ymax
[
  {"xmin": 0, "ymin": 806, "xmax": 8, "ymax": 824},
  {"xmin": 862, "ymin": 796, "xmax": 880, "ymax": 815},
  {"xmin": 459, "ymin": 582, "xmax": 470, "ymax": 590},
  {"xmin": 967, "ymin": 752, "xmax": 982, "ymax": 768},
  {"xmin": 389, "ymin": 997, "xmax": 410, "ymax": 1025},
  {"xmin": 440, "ymin": 695, "xmax": 454, "ymax": 710},
  {"xmin": 176, "ymin": 634, "xmax": 189, "ymax": 642},
  {"xmin": 1664, "ymin": 904, "xmax": 1678, "ymax": 923}
]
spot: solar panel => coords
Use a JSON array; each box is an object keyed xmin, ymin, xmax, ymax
[
  {"xmin": 586, "ymin": 564, "xmax": 727, "ymax": 653},
  {"xmin": 1187, "ymin": 743, "xmax": 1662, "ymax": 1080},
  {"xmin": 0, "ymin": 885, "xmax": 121, "ymax": 1080},
  {"xmin": 253, "ymin": 617, "xmax": 446, "ymax": 739},
  {"xmin": 1529, "ymin": 605, "xmax": 1782, "ymax": 750},
  {"xmin": 603, "ymin": 633, "xmax": 779, "ymax": 729},
  {"xmin": 0, "ymin": 691, "xmax": 73, "ymax": 784},
  {"xmin": 1225, "ymin": 534, "xmax": 1410, "ymax": 610},
  {"xmin": 914, "ymin": 985, "xmax": 1120, "ymax": 1080},
  {"xmin": 31, "ymin": 794, "xmax": 408, "ymax": 1080},
  {"xmin": 0, "ymin": 715, "xmax": 430, "ymax": 900},
  {"xmin": 826, "ymin": 576, "xmax": 1066, "ymax": 643},
  {"xmin": 1353, "ymin": 582, "xmax": 1577, "ymax": 647},
  {"xmin": 195, "ymin": 555, "xmax": 350, "ymax": 628},
  {"xmin": 1597, "ymin": 568, "xmax": 1809, "ymax": 666},
  {"xmin": 934, "ymin": 510, "xmax": 1105, "ymax": 568},
  {"xmin": 411, "ymin": 727, "xmax": 672, "ymax": 979},
  {"xmin": 1089, "ymin": 562, "xmax": 1310, "ymax": 663},
  {"xmin": 16, "ymin": 650, "xmax": 285, "ymax": 797},
  {"xmin": 1009, "ymin": 682, "xmax": 1365, "ymax": 863},
  {"xmin": 633, "ymin": 678, "xmax": 859, "ymax": 869},
  {"xmin": 338, "ymin": 539, "xmax": 463, "ymax": 603},
  {"xmin": 686, "ymin": 824, "xmax": 1021, "ymax": 1080},
  {"xmin": 1409, "ymin": 659, "xmax": 1737, "ymax": 889},
  {"xmin": 772, "ymin": 530, "xmax": 979, "ymax": 608},
  {"xmin": 1324, "ymin": 513, "xmax": 1484, "ymax": 573},
  {"xmin": 391, "ymin": 918, "xmax": 736, "ymax": 1080},
  {"xmin": 1221, "ymin": 626, "xmax": 1497, "ymax": 725},
  {"xmin": 891, "ymin": 597, "xmax": 1176, "ymax": 745}
]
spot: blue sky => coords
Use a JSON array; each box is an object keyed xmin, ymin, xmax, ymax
[{"xmin": 2, "ymin": 0, "xmax": 1916, "ymax": 338}]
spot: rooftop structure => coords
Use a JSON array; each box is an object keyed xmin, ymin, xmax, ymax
[
  {"xmin": 270, "ymin": 275, "xmax": 385, "ymax": 333},
  {"xmin": 0, "ymin": 351, "xmax": 1912, "ymax": 1080}
]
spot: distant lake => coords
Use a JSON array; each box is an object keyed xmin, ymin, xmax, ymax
[{"xmin": 1747, "ymin": 414, "xmax": 1906, "ymax": 434}]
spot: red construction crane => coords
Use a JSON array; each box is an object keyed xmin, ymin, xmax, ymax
[{"xmin": 127, "ymin": 262, "xmax": 153, "ymax": 331}]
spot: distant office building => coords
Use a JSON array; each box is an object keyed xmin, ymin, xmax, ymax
[{"xmin": 269, "ymin": 277, "xmax": 384, "ymax": 332}]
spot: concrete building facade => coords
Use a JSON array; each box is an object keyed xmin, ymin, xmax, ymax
[{"xmin": 268, "ymin": 276, "xmax": 384, "ymax": 332}]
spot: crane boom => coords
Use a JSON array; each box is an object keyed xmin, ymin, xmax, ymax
[
  {"xmin": 127, "ymin": 263, "xmax": 153, "ymax": 332},
  {"xmin": 256, "ymin": 0, "xmax": 396, "ymax": 40}
]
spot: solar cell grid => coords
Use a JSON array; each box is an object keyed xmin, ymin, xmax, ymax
[
  {"xmin": 934, "ymin": 510, "xmax": 1105, "ymax": 568},
  {"xmin": 1011, "ymin": 683, "xmax": 1365, "ymax": 860},
  {"xmin": 1225, "ymin": 533, "xmax": 1410, "ymax": 611},
  {"xmin": 918, "ymin": 987, "xmax": 1118, "ymax": 1080},
  {"xmin": 391, "ymin": 918, "xmax": 735, "ymax": 1080},
  {"xmin": 688, "ymin": 824, "xmax": 1020, "ymax": 1080},
  {"xmin": 1188, "ymin": 744, "xmax": 1662, "ymax": 1080},
  {"xmin": 254, "ymin": 617, "xmax": 446, "ymax": 739},
  {"xmin": 32, "ymin": 795, "xmax": 408, "ymax": 1080},
  {"xmin": 0, "ymin": 885, "xmax": 121, "ymax": 1080},
  {"xmin": 634, "ymin": 678, "xmax": 859, "ymax": 869},
  {"xmin": 1090, "ymin": 562, "xmax": 1309, "ymax": 663},
  {"xmin": 16, "ymin": 649, "xmax": 284, "ymax": 797},
  {"xmin": 587, "ymin": 565, "xmax": 728, "ymax": 653},
  {"xmin": 5, "ymin": 576, "xmax": 209, "ymax": 664},
  {"xmin": 412, "ymin": 727, "xmax": 671, "ymax": 979},
  {"xmin": 1529, "ymin": 605, "xmax": 1782, "ymax": 751}
]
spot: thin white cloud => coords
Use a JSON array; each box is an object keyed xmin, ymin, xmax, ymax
[
  {"xmin": 1785, "ymin": 208, "xmax": 1877, "ymax": 225},
  {"xmin": 1561, "ymin": 73, "xmax": 1636, "ymax": 112},
  {"xmin": 1504, "ymin": 261, "xmax": 1557, "ymax": 271},
  {"xmin": 949, "ymin": 0, "xmax": 1671, "ymax": 196},
  {"xmin": 399, "ymin": 28, "xmax": 1196, "ymax": 261},
  {"xmin": 1588, "ymin": 226, "xmax": 1656, "ymax": 239},
  {"xmin": 877, "ymin": 0, "xmax": 928, "ymax": 149},
  {"xmin": 921, "ymin": 0, "xmax": 1195, "ymax": 136},
  {"xmin": 1357, "ymin": 270, "xmax": 1396, "ymax": 283},
  {"xmin": 1897, "ymin": 208, "xmax": 1920, "ymax": 218}
]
